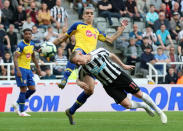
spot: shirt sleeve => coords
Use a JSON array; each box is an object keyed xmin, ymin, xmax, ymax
[
  {"xmin": 15, "ymin": 43, "xmax": 23, "ymax": 54},
  {"xmin": 97, "ymin": 28, "xmax": 106, "ymax": 42},
  {"xmin": 156, "ymin": 30, "xmax": 160, "ymax": 35},
  {"xmin": 166, "ymin": 30, "xmax": 170, "ymax": 35},
  {"xmin": 66, "ymin": 22, "xmax": 83, "ymax": 37},
  {"xmin": 146, "ymin": 13, "xmax": 150, "ymax": 22}
]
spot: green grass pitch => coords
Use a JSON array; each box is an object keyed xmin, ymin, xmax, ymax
[{"xmin": 0, "ymin": 112, "xmax": 182, "ymax": 131}]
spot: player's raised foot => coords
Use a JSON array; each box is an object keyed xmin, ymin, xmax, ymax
[
  {"xmin": 159, "ymin": 112, "xmax": 167, "ymax": 124},
  {"xmin": 58, "ymin": 79, "xmax": 67, "ymax": 89},
  {"xmin": 19, "ymin": 112, "xmax": 31, "ymax": 117},
  {"xmin": 65, "ymin": 109, "xmax": 75, "ymax": 125},
  {"xmin": 144, "ymin": 104, "xmax": 155, "ymax": 117},
  {"xmin": 12, "ymin": 103, "xmax": 19, "ymax": 115}
]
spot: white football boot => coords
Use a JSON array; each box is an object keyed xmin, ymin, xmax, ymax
[
  {"xmin": 159, "ymin": 112, "xmax": 167, "ymax": 124},
  {"xmin": 144, "ymin": 104, "xmax": 155, "ymax": 117},
  {"xmin": 19, "ymin": 112, "xmax": 31, "ymax": 117}
]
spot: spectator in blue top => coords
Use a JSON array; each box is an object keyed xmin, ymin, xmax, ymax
[
  {"xmin": 156, "ymin": 24, "xmax": 174, "ymax": 50},
  {"xmin": 140, "ymin": 45, "xmax": 156, "ymax": 77},
  {"xmin": 146, "ymin": 4, "xmax": 159, "ymax": 29},
  {"xmin": 154, "ymin": 47, "xmax": 170, "ymax": 74},
  {"xmin": 129, "ymin": 24, "xmax": 143, "ymax": 46}
]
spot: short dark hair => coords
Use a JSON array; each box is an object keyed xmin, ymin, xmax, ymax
[
  {"xmin": 23, "ymin": 28, "xmax": 32, "ymax": 33},
  {"xmin": 150, "ymin": 4, "xmax": 155, "ymax": 8},
  {"xmin": 143, "ymin": 36, "xmax": 149, "ymax": 40}
]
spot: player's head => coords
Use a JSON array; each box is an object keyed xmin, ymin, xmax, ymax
[
  {"xmin": 83, "ymin": 7, "xmax": 95, "ymax": 24},
  {"xmin": 23, "ymin": 28, "xmax": 32, "ymax": 42},
  {"xmin": 69, "ymin": 50, "xmax": 87, "ymax": 65}
]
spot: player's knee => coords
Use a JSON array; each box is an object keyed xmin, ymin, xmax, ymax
[
  {"xmin": 121, "ymin": 103, "xmax": 132, "ymax": 109},
  {"xmin": 124, "ymin": 104, "xmax": 132, "ymax": 109},
  {"xmin": 134, "ymin": 91, "xmax": 143, "ymax": 98},
  {"xmin": 85, "ymin": 88, "xmax": 94, "ymax": 95}
]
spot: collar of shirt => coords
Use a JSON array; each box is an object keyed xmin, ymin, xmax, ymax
[{"xmin": 23, "ymin": 40, "xmax": 30, "ymax": 45}]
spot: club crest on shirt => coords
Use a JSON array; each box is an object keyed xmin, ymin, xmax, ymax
[{"xmin": 16, "ymin": 47, "xmax": 20, "ymax": 52}]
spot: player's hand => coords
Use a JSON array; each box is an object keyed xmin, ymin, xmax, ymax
[
  {"xmin": 17, "ymin": 70, "xmax": 22, "ymax": 77},
  {"xmin": 37, "ymin": 68, "xmax": 41, "ymax": 76},
  {"xmin": 122, "ymin": 65, "xmax": 135, "ymax": 70},
  {"xmin": 121, "ymin": 19, "xmax": 128, "ymax": 27}
]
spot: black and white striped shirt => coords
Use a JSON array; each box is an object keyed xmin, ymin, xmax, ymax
[
  {"xmin": 79, "ymin": 48, "xmax": 122, "ymax": 86},
  {"xmin": 50, "ymin": 6, "xmax": 68, "ymax": 23}
]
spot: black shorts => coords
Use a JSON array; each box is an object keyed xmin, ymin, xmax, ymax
[{"xmin": 103, "ymin": 71, "xmax": 140, "ymax": 104}]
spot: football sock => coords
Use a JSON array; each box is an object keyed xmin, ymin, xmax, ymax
[
  {"xmin": 141, "ymin": 93, "xmax": 162, "ymax": 114},
  {"xmin": 69, "ymin": 91, "xmax": 91, "ymax": 115},
  {"xmin": 17, "ymin": 92, "xmax": 26, "ymax": 112},
  {"xmin": 130, "ymin": 101, "xmax": 146, "ymax": 109},
  {"xmin": 25, "ymin": 90, "xmax": 35, "ymax": 99},
  {"xmin": 62, "ymin": 61, "xmax": 76, "ymax": 81}
]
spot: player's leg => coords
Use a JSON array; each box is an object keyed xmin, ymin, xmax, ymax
[
  {"xmin": 66, "ymin": 75, "xmax": 95, "ymax": 125},
  {"xmin": 133, "ymin": 90, "xmax": 167, "ymax": 124},
  {"xmin": 119, "ymin": 96, "xmax": 154, "ymax": 117},
  {"xmin": 13, "ymin": 67, "xmax": 29, "ymax": 116},
  {"xmin": 103, "ymin": 81, "xmax": 154, "ymax": 117},
  {"xmin": 119, "ymin": 70, "xmax": 167, "ymax": 123},
  {"xmin": 26, "ymin": 69, "xmax": 36, "ymax": 99},
  {"xmin": 16, "ymin": 86, "xmax": 27, "ymax": 113},
  {"xmin": 26, "ymin": 86, "xmax": 36, "ymax": 99},
  {"xmin": 59, "ymin": 61, "xmax": 76, "ymax": 89}
]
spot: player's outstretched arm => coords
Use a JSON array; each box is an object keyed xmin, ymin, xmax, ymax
[
  {"xmin": 13, "ymin": 52, "xmax": 21, "ymax": 77},
  {"xmin": 53, "ymin": 34, "xmax": 69, "ymax": 45},
  {"xmin": 105, "ymin": 19, "xmax": 128, "ymax": 44},
  {"xmin": 109, "ymin": 53, "xmax": 135, "ymax": 70},
  {"xmin": 32, "ymin": 52, "xmax": 41, "ymax": 76}
]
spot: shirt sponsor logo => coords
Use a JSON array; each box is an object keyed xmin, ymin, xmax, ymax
[
  {"xmin": 86, "ymin": 30, "xmax": 96, "ymax": 39},
  {"xmin": 26, "ymin": 53, "xmax": 31, "ymax": 58},
  {"xmin": 90, "ymin": 62, "xmax": 106, "ymax": 75}
]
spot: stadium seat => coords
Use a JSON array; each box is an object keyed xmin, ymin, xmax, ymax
[
  {"xmin": 105, "ymin": 28, "xmax": 116, "ymax": 35},
  {"xmin": 134, "ymin": 22, "xmax": 145, "ymax": 32},
  {"xmin": 134, "ymin": 62, "xmax": 143, "ymax": 77},
  {"xmin": 97, "ymin": 21, "xmax": 107, "ymax": 32},
  {"xmin": 94, "ymin": 17, "xmax": 106, "ymax": 27},
  {"xmin": 111, "ymin": 17, "xmax": 120, "ymax": 27},
  {"xmin": 121, "ymin": 32, "xmax": 130, "ymax": 41}
]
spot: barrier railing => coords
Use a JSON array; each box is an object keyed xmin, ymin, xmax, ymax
[
  {"xmin": 147, "ymin": 62, "xmax": 183, "ymax": 84},
  {"xmin": 0, "ymin": 62, "xmax": 67, "ymax": 80}
]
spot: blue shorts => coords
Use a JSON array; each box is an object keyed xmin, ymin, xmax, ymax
[{"xmin": 15, "ymin": 67, "xmax": 35, "ymax": 87}]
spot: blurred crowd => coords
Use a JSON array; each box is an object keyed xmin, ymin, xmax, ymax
[{"xmin": 0, "ymin": 0, "xmax": 183, "ymax": 84}]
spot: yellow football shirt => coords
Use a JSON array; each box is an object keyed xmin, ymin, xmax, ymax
[
  {"xmin": 16, "ymin": 40, "xmax": 35, "ymax": 69},
  {"xmin": 66, "ymin": 22, "xmax": 106, "ymax": 53}
]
